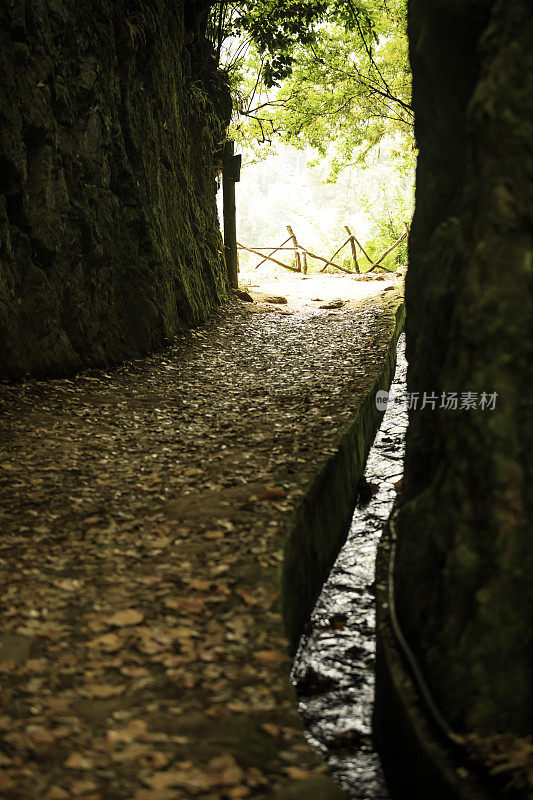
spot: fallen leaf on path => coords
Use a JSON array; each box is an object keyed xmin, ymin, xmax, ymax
[
  {"xmin": 112, "ymin": 743, "xmax": 152, "ymax": 762},
  {"xmin": 104, "ymin": 609, "xmax": 144, "ymax": 627},
  {"xmin": 120, "ymin": 664, "xmax": 150, "ymax": 678},
  {"xmin": 189, "ymin": 579, "xmax": 212, "ymax": 591},
  {"xmin": 54, "ymin": 578, "xmax": 84, "ymax": 591},
  {"xmin": 164, "ymin": 596, "xmax": 208, "ymax": 614},
  {"xmin": 88, "ymin": 632, "xmax": 124, "ymax": 652},
  {"xmin": 246, "ymin": 767, "xmax": 267, "ymax": 787},
  {"xmin": 85, "ymin": 683, "xmax": 126, "ymax": 699},
  {"xmin": 179, "ymin": 597, "xmax": 205, "ymax": 614},
  {"xmin": 144, "ymin": 769, "xmax": 210, "ymax": 793},
  {"xmin": 107, "ymin": 719, "xmax": 148, "ymax": 743},
  {"xmin": 256, "ymin": 487, "xmax": 286, "ymax": 501},
  {"xmin": 204, "ymin": 530, "xmax": 225, "ymax": 540},
  {"xmin": 253, "ymin": 649, "xmax": 289, "ymax": 665},
  {"xmin": 208, "ymin": 753, "xmax": 244, "ymax": 786},
  {"xmin": 25, "ymin": 724, "xmax": 56, "ymax": 746},
  {"xmin": 226, "ymin": 787, "xmax": 251, "ymax": 799},
  {"xmin": 150, "ymin": 752, "xmax": 171, "ymax": 769},
  {"xmin": 226, "ymin": 700, "xmax": 249, "ymax": 713},
  {"xmin": 71, "ymin": 779, "xmax": 98, "ymax": 795},
  {"xmin": 261, "ymin": 723, "xmax": 280, "ymax": 737},
  {"xmin": 236, "ymin": 588, "xmax": 258, "ymax": 605},
  {"xmin": 204, "ymin": 705, "xmax": 224, "ymax": 719},
  {"xmin": 284, "ymin": 766, "xmax": 312, "ymax": 780},
  {"xmin": 46, "ymin": 787, "xmax": 70, "ymax": 800},
  {"xmin": 150, "ymin": 537, "xmax": 171, "ymax": 548},
  {"xmin": 64, "ymin": 752, "xmax": 92, "ymax": 769}
]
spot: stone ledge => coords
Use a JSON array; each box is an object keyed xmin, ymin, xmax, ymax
[{"xmin": 282, "ymin": 293, "xmax": 405, "ymax": 649}]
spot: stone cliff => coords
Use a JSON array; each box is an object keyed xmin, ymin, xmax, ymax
[
  {"xmin": 395, "ymin": 0, "xmax": 533, "ymax": 734},
  {"xmin": 0, "ymin": 0, "xmax": 229, "ymax": 378}
]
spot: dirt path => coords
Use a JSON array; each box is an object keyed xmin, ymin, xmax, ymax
[
  {"xmin": 241, "ymin": 268, "xmax": 400, "ymax": 310},
  {"xmin": 0, "ymin": 278, "xmax": 402, "ymax": 800}
]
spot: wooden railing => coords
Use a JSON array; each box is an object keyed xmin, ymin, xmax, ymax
[{"xmin": 237, "ymin": 224, "xmax": 409, "ymax": 274}]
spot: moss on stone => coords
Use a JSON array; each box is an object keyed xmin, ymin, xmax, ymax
[
  {"xmin": 0, "ymin": 0, "xmax": 229, "ymax": 378},
  {"xmin": 393, "ymin": 0, "xmax": 533, "ymax": 735}
]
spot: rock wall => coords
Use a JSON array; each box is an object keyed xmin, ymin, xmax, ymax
[
  {"xmin": 395, "ymin": 0, "xmax": 533, "ymax": 734},
  {"xmin": 0, "ymin": 0, "xmax": 229, "ymax": 378}
]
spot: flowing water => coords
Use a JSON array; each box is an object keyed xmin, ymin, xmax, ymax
[{"xmin": 292, "ymin": 334, "xmax": 408, "ymax": 799}]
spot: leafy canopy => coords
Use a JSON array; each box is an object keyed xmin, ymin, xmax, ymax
[{"xmin": 209, "ymin": 0, "xmax": 412, "ymax": 172}]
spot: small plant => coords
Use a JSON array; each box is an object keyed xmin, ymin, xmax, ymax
[
  {"xmin": 340, "ymin": 255, "xmax": 354, "ymax": 272},
  {"xmin": 125, "ymin": 14, "xmax": 147, "ymax": 48}
]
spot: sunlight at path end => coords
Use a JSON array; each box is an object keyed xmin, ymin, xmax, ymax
[{"xmin": 240, "ymin": 266, "xmax": 404, "ymax": 311}]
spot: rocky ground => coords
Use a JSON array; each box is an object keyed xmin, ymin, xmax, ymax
[{"xmin": 0, "ymin": 274, "xmax": 402, "ymax": 800}]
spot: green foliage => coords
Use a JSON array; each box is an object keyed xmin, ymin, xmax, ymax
[
  {"xmin": 222, "ymin": 0, "xmax": 384, "ymax": 88},
  {"xmin": 362, "ymin": 184, "xmax": 412, "ymax": 270},
  {"xmin": 234, "ymin": 140, "xmax": 412, "ymax": 275},
  {"xmin": 211, "ymin": 0, "xmax": 413, "ymax": 174},
  {"xmin": 230, "ymin": 0, "xmax": 328, "ymax": 86},
  {"xmin": 211, "ymin": 1, "xmax": 414, "ymax": 276}
]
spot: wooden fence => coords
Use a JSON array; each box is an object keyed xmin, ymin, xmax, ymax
[{"xmin": 237, "ymin": 223, "xmax": 409, "ymax": 275}]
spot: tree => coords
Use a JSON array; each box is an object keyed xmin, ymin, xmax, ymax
[{"xmin": 208, "ymin": 0, "xmax": 413, "ymax": 173}]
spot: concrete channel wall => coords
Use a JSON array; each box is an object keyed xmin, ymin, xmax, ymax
[{"xmin": 282, "ymin": 295, "xmax": 405, "ymax": 650}]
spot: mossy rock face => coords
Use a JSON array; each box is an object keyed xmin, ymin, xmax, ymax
[
  {"xmin": 0, "ymin": 0, "xmax": 229, "ymax": 378},
  {"xmin": 394, "ymin": 0, "xmax": 533, "ymax": 735}
]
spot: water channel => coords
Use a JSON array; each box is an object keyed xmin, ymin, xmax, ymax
[{"xmin": 292, "ymin": 334, "xmax": 408, "ymax": 799}]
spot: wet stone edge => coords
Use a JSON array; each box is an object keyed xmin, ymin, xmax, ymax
[{"xmin": 282, "ymin": 296, "xmax": 406, "ymax": 652}]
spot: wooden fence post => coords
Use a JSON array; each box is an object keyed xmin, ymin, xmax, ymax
[
  {"xmin": 223, "ymin": 140, "xmax": 239, "ymax": 289},
  {"xmin": 301, "ymin": 251, "xmax": 308, "ymax": 275},
  {"xmin": 286, "ymin": 225, "xmax": 301, "ymax": 272},
  {"xmin": 344, "ymin": 226, "xmax": 360, "ymax": 273}
]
